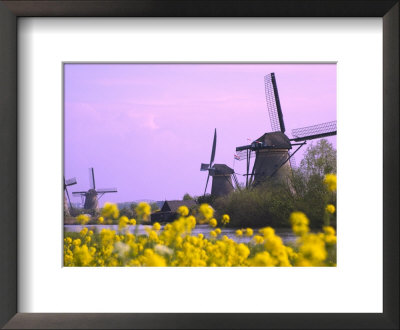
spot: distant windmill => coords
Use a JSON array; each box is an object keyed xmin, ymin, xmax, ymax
[
  {"xmin": 236, "ymin": 72, "xmax": 337, "ymax": 187},
  {"xmin": 64, "ymin": 176, "xmax": 77, "ymax": 216},
  {"xmin": 200, "ymin": 129, "xmax": 240, "ymax": 196},
  {"xmin": 72, "ymin": 168, "xmax": 117, "ymax": 210}
]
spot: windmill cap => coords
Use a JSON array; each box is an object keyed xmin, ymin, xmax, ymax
[
  {"xmin": 211, "ymin": 164, "xmax": 234, "ymax": 175},
  {"xmin": 256, "ymin": 132, "xmax": 292, "ymax": 149}
]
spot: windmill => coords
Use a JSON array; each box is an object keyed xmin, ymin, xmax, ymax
[
  {"xmin": 200, "ymin": 129, "xmax": 240, "ymax": 197},
  {"xmin": 236, "ymin": 72, "xmax": 337, "ymax": 187},
  {"xmin": 64, "ymin": 176, "xmax": 77, "ymax": 216},
  {"xmin": 72, "ymin": 168, "xmax": 117, "ymax": 210}
]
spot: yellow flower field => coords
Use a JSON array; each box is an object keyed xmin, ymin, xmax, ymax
[{"xmin": 64, "ymin": 175, "xmax": 337, "ymax": 267}]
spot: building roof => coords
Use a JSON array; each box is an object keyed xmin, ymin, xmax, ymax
[
  {"xmin": 211, "ymin": 164, "xmax": 234, "ymax": 175},
  {"xmin": 256, "ymin": 131, "xmax": 292, "ymax": 149},
  {"xmin": 160, "ymin": 200, "xmax": 197, "ymax": 212}
]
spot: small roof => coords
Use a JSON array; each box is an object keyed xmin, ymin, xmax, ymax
[
  {"xmin": 211, "ymin": 164, "xmax": 234, "ymax": 175},
  {"xmin": 256, "ymin": 131, "xmax": 292, "ymax": 149},
  {"xmin": 161, "ymin": 200, "xmax": 197, "ymax": 212}
]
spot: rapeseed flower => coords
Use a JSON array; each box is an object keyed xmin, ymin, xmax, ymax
[
  {"xmin": 177, "ymin": 205, "xmax": 189, "ymax": 216},
  {"xmin": 324, "ymin": 173, "xmax": 337, "ymax": 192},
  {"xmin": 221, "ymin": 214, "xmax": 230, "ymax": 225},
  {"xmin": 153, "ymin": 222, "xmax": 161, "ymax": 231},
  {"xmin": 76, "ymin": 214, "xmax": 90, "ymax": 225},
  {"xmin": 199, "ymin": 204, "xmax": 214, "ymax": 220},
  {"xmin": 102, "ymin": 202, "xmax": 119, "ymax": 219},
  {"xmin": 209, "ymin": 218, "xmax": 217, "ymax": 228},
  {"xmin": 325, "ymin": 204, "xmax": 335, "ymax": 214},
  {"xmin": 245, "ymin": 228, "xmax": 253, "ymax": 237},
  {"xmin": 136, "ymin": 202, "xmax": 151, "ymax": 221}
]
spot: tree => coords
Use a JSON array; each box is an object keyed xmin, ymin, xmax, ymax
[
  {"xmin": 183, "ymin": 193, "xmax": 194, "ymax": 201},
  {"xmin": 299, "ymin": 139, "xmax": 336, "ymax": 177}
]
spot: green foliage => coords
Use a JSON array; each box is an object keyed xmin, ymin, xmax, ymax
[
  {"xmin": 183, "ymin": 193, "xmax": 194, "ymax": 201},
  {"xmin": 195, "ymin": 194, "xmax": 217, "ymax": 206},
  {"xmin": 300, "ymin": 139, "xmax": 336, "ymax": 177},
  {"xmin": 213, "ymin": 139, "xmax": 337, "ymax": 229}
]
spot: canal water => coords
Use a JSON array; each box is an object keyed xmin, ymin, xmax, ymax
[{"xmin": 64, "ymin": 224, "xmax": 298, "ymax": 244}]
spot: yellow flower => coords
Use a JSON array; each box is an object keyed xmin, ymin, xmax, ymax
[
  {"xmin": 118, "ymin": 216, "xmax": 129, "ymax": 230},
  {"xmin": 323, "ymin": 226, "xmax": 336, "ymax": 236},
  {"xmin": 250, "ymin": 252, "xmax": 275, "ymax": 266},
  {"xmin": 325, "ymin": 204, "xmax": 335, "ymax": 214},
  {"xmin": 259, "ymin": 227, "xmax": 275, "ymax": 238},
  {"xmin": 237, "ymin": 243, "xmax": 250, "ymax": 259},
  {"xmin": 209, "ymin": 218, "xmax": 217, "ymax": 228},
  {"xmin": 221, "ymin": 214, "xmax": 230, "ymax": 225},
  {"xmin": 130, "ymin": 218, "xmax": 136, "ymax": 226},
  {"xmin": 245, "ymin": 228, "xmax": 253, "ymax": 237},
  {"xmin": 102, "ymin": 202, "xmax": 120, "ymax": 219},
  {"xmin": 76, "ymin": 214, "xmax": 90, "ymax": 225},
  {"xmin": 235, "ymin": 229, "xmax": 243, "ymax": 237},
  {"xmin": 199, "ymin": 204, "xmax": 214, "ymax": 220},
  {"xmin": 215, "ymin": 228, "xmax": 221, "ymax": 235},
  {"xmin": 84, "ymin": 236, "xmax": 91, "ymax": 244},
  {"xmin": 324, "ymin": 173, "xmax": 337, "ymax": 192},
  {"xmin": 177, "ymin": 205, "xmax": 189, "ymax": 217},
  {"xmin": 88, "ymin": 230, "xmax": 93, "ymax": 236},
  {"xmin": 197, "ymin": 233, "xmax": 204, "ymax": 240},
  {"xmin": 143, "ymin": 249, "xmax": 166, "ymax": 267},
  {"xmin": 253, "ymin": 235, "xmax": 264, "ymax": 244},
  {"xmin": 210, "ymin": 230, "xmax": 217, "ymax": 238},
  {"xmin": 73, "ymin": 244, "xmax": 93, "ymax": 266},
  {"xmin": 72, "ymin": 239, "xmax": 81, "ymax": 246},
  {"xmin": 153, "ymin": 222, "xmax": 161, "ymax": 231},
  {"xmin": 79, "ymin": 227, "xmax": 88, "ymax": 237},
  {"xmin": 136, "ymin": 202, "xmax": 151, "ymax": 220},
  {"xmin": 65, "ymin": 237, "xmax": 72, "ymax": 244},
  {"xmin": 98, "ymin": 216, "xmax": 104, "ymax": 224},
  {"xmin": 289, "ymin": 212, "xmax": 310, "ymax": 236}
]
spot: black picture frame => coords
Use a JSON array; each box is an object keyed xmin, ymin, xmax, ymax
[{"xmin": 0, "ymin": 1, "xmax": 398, "ymax": 329}]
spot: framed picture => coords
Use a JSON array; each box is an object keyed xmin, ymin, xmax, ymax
[{"xmin": 0, "ymin": 1, "xmax": 398, "ymax": 329}]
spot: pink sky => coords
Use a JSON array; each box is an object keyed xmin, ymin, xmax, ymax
[{"xmin": 64, "ymin": 63, "xmax": 336, "ymax": 205}]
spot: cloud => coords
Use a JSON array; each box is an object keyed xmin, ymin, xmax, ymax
[{"xmin": 127, "ymin": 112, "xmax": 159, "ymax": 130}]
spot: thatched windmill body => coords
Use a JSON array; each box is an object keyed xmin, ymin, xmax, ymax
[
  {"xmin": 236, "ymin": 72, "xmax": 337, "ymax": 187},
  {"xmin": 200, "ymin": 129, "xmax": 239, "ymax": 196},
  {"xmin": 72, "ymin": 168, "xmax": 117, "ymax": 210}
]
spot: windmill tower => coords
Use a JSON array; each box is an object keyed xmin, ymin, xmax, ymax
[
  {"xmin": 200, "ymin": 129, "xmax": 239, "ymax": 197},
  {"xmin": 64, "ymin": 176, "xmax": 77, "ymax": 216},
  {"xmin": 236, "ymin": 72, "xmax": 337, "ymax": 187},
  {"xmin": 72, "ymin": 168, "xmax": 117, "ymax": 211}
]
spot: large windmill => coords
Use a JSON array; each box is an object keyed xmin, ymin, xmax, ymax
[
  {"xmin": 72, "ymin": 168, "xmax": 117, "ymax": 210},
  {"xmin": 64, "ymin": 176, "xmax": 77, "ymax": 216},
  {"xmin": 200, "ymin": 129, "xmax": 240, "ymax": 197},
  {"xmin": 236, "ymin": 72, "xmax": 337, "ymax": 187}
]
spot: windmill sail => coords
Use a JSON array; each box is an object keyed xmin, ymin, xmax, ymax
[
  {"xmin": 89, "ymin": 168, "xmax": 96, "ymax": 190},
  {"xmin": 203, "ymin": 129, "xmax": 217, "ymax": 195},
  {"xmin": 265, "ymin": 73, "xmax": 285, "ymax": 133},
  {"xmin": 291, "ymin": 121, "xmax": 337, "ymax": 142}
]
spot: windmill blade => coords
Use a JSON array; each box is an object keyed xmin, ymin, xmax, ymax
[
  {"xmin": 89, "ymin": 168, "xmax": 96, "ymax": 190},
  {"xmin": 265, "ymin": 73, "xmax": 285, "ymax": 133},
  {"xmin": 288, "ymin": 151, "xmax": 297, "ymax": 169},
  {"xmin": 96, "ymin": 188, "xmax": 118, "ymax": 193},
  {"xmin": 204, "ymin": 173, "xmax": 211, "ymax": 195},
  {"xmin": 209, "ymin": 128, "xmax": 217, "ymax": 166},
  {"xmin": 65, "ymin": 187, "xmax": 73, "ymax": 209},
  {"xmin": 291, "ymin": 121, "xmax": 337, "ymax": 142},
  {"xmin": 65, "ymin": 177, "xmax": 77, "ymax": 186},
  {"xmin": 200, "ymin": 163, "xmax": 210, "ymax": 171},
  {"xmin": 72, "ymin": 191, "xmax": 87, "ymax": 195}
]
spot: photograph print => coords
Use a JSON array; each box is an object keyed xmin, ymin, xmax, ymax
[{"xmin": 64, "ymin": 63, "xmax": 337, "ymax": 267}]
